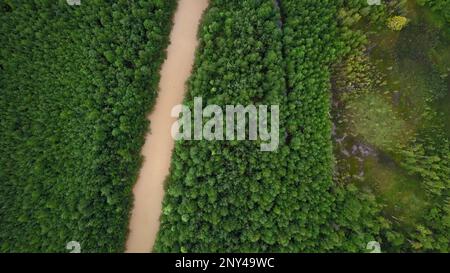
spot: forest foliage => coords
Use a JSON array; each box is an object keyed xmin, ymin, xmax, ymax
[{"xmin": 0, "ymin": 0, "xmax": 176, "ymax": 252}]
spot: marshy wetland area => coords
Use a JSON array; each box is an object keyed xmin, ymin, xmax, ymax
[{"xmin": 332, "ymin": 1, "xmax": 449, "ymax": 252}]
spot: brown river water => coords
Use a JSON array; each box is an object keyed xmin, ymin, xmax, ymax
[{"xmin": 125, "ymin": 0, "xmax": 209, "ymax": 253}]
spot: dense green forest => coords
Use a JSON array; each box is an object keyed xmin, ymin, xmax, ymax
[{"xmin": 0, "ymin": 0, "xmax": 176, "ymax": 252}]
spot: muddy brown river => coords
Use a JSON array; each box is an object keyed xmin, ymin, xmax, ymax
[{"xmin": 125, "ymin": 0, "xmax": 209, "ymax": 253}]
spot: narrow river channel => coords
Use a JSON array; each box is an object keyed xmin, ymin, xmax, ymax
[{"xmin": 125, "ymin": 0, "xmax": 209, "ymax": 253}]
